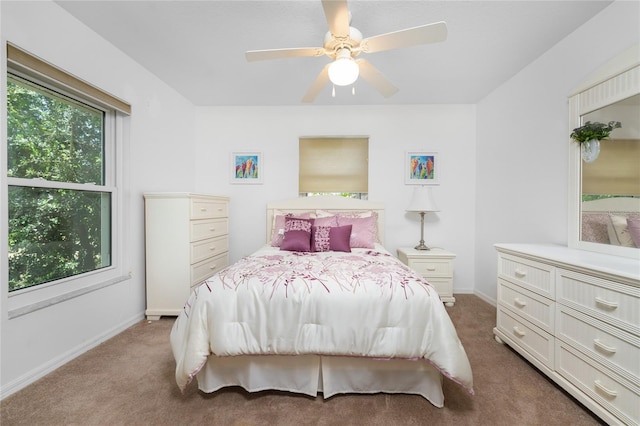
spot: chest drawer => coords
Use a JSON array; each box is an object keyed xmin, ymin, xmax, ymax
[
  {"xmin": 191, "ymin": 218, "xmax": 228, "ymax": 241},
  {"xmin": 190, "ymin": 236, "xmax": 229, "ymax": 264},
  {"xmin": 497, "ymin": 306, "xmax": 554, "ymax": 369},
  {"xmin": 498, "ymin": 279, "xmax": 554, "ymax": 334},
  {"xmin": 557, "ymin": 305, "xmax": 639, "ymax": 384},
  {"xmin": 557, "ymin": 269, "xmax": 640, "ymax": 336},
  {"xmin": 556, "ymin": 342, "xmax": 639, "ymax": 426},
  {"xmin": 190, "ymin": 198, "xmax": 228, "ymax": 220},
  {"xmin": 498, "ymin": 253, "xmax": 554, "ymax": 298},
  {"xmin": 408, "ymin": 258, "xmax": 453, "ymax": 278},
  {"xmin": 191, "ymin": 252, "xmax": 229, "ymax": 286}
]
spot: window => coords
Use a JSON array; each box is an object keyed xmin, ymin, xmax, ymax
[
  {"xmin": 299, "ymin": 137, "xmax": 368, "ymax": 199},
  {"xmin": 5, "ymin": 44, "xmax": 130, "ymax": 315}
]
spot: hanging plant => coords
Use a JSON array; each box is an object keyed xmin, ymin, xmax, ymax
[{"xmin": 570, "ymin": 120, "xmax": 621, "ymax": 143}]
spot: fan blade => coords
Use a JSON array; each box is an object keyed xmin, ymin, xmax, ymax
[
  {"xmin": 322, "ymin": 0, "xmax": 350, "ymax": 38},
  {"xmin": 356, "ymin": 59, "xmax": 398, "ymax": 98},
  {"xmin": 302, "ymin": 63, "xmax": 331, "ymax": 103},
  {"xmin": 246, "ymin": 47, "xmax": 324, "ymax": 62},
  {"xmin": 360, "ymin": 21, "xmax": 447, "ymax": 54}
]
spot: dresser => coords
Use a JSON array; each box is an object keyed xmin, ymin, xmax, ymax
[
  {"xmin": 494, "ymin": 243, "xmax": 639, "ymax": 426},
  {"xmin": 144, "ymin": 193, "xmax": 229, "ymax": 320},
  {"xmin": 397, "ymin": 247, "xmax": 456, "ymax": 306}
]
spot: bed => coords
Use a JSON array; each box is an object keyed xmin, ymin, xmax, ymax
[
  {"xmin": 170, "ymin": 196, "xmax": 474, "ymax": 407},
  {"xmin": 581, "ymin": 197, "xmax": 640, "ymax": 246}
]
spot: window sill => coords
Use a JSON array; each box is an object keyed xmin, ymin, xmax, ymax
[{"xmin": 8, "ymin": 274, "xmax": 131, "ymax": 319}]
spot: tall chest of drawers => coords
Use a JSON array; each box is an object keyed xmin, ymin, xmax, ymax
[
  {"xmin": 144, "ymin": 193, "xmax": 229, "ymax": 320},
  {"xmin": 493, "ymin": 243, "xmax": 639, "ymax": 426}
]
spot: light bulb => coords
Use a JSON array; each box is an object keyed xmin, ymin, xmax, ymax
[{"xmin": 328, "ymin": 49, "xmax": 359, "ymax": 86}]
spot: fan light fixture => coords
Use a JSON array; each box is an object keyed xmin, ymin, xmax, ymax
[{"xmin": 328, "ymin": 48, "xmax": 359, "ymax": 86}]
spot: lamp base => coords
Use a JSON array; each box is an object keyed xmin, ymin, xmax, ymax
[{"xmin": 414, "ymin": 242, "xmax": 431, "ymax": 251}]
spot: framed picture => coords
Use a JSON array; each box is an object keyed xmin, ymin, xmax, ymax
[
  {"xmin": 405, "ymin": 151, "xmax": 439, "ymax": 185},
  {"xmin": 231, "ymin": 151, "xmax": 263, "ymax": 184}
]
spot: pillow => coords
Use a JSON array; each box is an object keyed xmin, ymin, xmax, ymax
[
  {"xmin": 627, "ymin": 217, "xmax": 640, "ymax": 248},
  {"xmin": 311, "ymin": 225, "xmax": 352, "ymax": 252},
  {"xmin": 271, "ymin": 212, "xmax": 312, "ymax": 246},
  {"xmin": 313, "ymin": 215, "xmax": 338, "ymax": 227},
  {"xmin": 607, "ymin": 214, "xmax": 634, "ymax": 247},
  {"xmin": 336, "ymin": 215, "xmax": 376, "ymax": 248},
  {"xmin": 336, "ymin": 211, "xmax": 381, "ymax": 243},
  {"xmin": 280, "ymin": 217, "xmax": 313, "ymax": 252}
]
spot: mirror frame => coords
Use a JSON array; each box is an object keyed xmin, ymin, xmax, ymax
[{"xmin": 568, "ymin": 44, "xmax": 640, "ymax": 259}]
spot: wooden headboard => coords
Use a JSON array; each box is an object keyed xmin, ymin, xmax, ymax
[{"xmin": 266, "ymin": 196, "xmax": 385, "ymax": 245}]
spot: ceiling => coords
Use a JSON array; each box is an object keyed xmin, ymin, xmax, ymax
[{"xmin": 55, "ymin": 0, "xmax": 612, "ymax": 106}]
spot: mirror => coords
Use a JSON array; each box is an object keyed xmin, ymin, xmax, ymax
[{"xmin": 568, "ymin": 44, "xmax": 640, "ymax": 258}]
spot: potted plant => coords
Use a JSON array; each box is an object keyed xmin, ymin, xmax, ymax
[{"xmin": 570, "ymin": 120, "xmax": 621, "ymax": 163}]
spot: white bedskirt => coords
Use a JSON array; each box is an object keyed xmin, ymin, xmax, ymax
[{"xmin": 196, "ymin": 355, "xmax": 445, "ymax": 407}]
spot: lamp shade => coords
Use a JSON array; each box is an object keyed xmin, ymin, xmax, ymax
[
  {"xmin": 406, "ymin": 186, "xmax": 439, "ymax": 212},
  {"xmin": 328, "ymin": 48, "xmax": 359, "ymax": 86}
]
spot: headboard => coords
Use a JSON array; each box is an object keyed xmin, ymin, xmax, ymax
[
  {"xmin": 266, "ymin": 196, "xmax": 385, "ymax": 245},
  {"xmin": 581, "ymin": 197, "xmax": 640, "ymax": 245}
]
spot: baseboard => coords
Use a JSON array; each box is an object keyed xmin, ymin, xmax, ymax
[
  {"xmin": 0, "ymin": 313, "xmax": 144, "ymax": 400},
  {"xmin": 471, "ymin": 289, "xmax": 496, "ymax": 307}
]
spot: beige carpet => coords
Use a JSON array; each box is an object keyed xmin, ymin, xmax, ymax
[{"xmin": 1, "ymin": 295, "xmax": 604, "ymax": 425}]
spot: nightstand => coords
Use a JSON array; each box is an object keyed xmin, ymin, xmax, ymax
[{"xmin": 397, "ymin": 247, "xmax": 456, "ymax": 307}]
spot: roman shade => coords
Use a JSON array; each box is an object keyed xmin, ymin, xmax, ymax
[
  {"xmin": 582, "ymin": 139, "xmax": 640, "ymax": 195},
  {"xmin": 7, "ymin": 43, "xmax": 131, "ymax": 115},
  {"xmin": 299, "ymin": 137, "xmax": 368, "ymax": 193}
]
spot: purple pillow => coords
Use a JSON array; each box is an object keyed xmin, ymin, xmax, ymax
[
  {"xmin": 271, "ymin": 213, "xmax": 312, "ymax": 247},
  {"xmin": 336, "ymin": 216, "xmax": 376, "ymax": 248},
  {"xmin": 627, "ymin": 217, "xmax": 640, "ymax": 248},
  {"xmin": 312, "ymin": 225, "xmax": 352, "ymax": 252},
  {"xmin": 280, "ymin": 217, "xmax": 313, "ymax": 252}
]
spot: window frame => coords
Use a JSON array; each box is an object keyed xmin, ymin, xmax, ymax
[{"xmin": 4, "ymin": 47, "xmax": 129, "ymax": 318}]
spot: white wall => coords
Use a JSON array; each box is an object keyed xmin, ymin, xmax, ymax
[
  {"xmin": 474, "ymin": 0, "xmax": 640, "ymax": 303},
  {"xmin": 193, "ymin": 105, "xmax": 477, "ymax": 293},
  {"xmin": 0, "ymin": 1, "xmax": 196, "ymax": 397}
]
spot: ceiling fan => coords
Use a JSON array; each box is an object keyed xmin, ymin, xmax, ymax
[{"xmin": 245, "ymin": 0, "xmax": 447, "ymax": 103}]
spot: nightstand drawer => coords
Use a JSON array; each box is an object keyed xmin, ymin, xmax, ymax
[
  {"xmin": 409, "ymin": 259, "xmax": 453, "ymax": 278},
  {"xmin": 498, "ymin": 253, "xmax": 554, "ymax": 298},
  {"xmin": 426, "ymin": 278, "xmax": 453, "ymax": 298}
]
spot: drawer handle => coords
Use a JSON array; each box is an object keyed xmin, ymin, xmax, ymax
[
  {"xmin": 593, "ymin": 339, "xmax": 616, "ymax": 355},
  {"xmin": 594, "ymin": 380, "xmax": 618, "ymax": 399},
  {"xmin": 209, "ymin": 265, "xmax": 217, "ymax": 270},
  {"xmin": 513, "ymin": 297, "xmax": 527, "ymax": 308},
  {"xmin": 514, "ymin": 269, "xmax": 527, "ymax": 278},
  {"xmin": 426, "ymin": 267, "xmax": 436, "ymax": 271},
  {"xmin": 200, "ymin": 208, "xmax": 207, "ymax": 212},
  {"xmin": 209, "ymin": 227, "xmax": 216, "ymax": 231},
  {"xmin": 594, "ymin": 296, "xmax": 618, "ymax": 310},
  {"xmin": 209, "ymin": 247, "xmax": 216, "ymax": 251},
  {"xmin": 512, "ymin": 326, "xmax": 526, "ymax": 338}
]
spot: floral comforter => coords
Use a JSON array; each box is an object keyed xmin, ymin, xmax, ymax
[{"xmin": 170, "ymin": 245, "xmax": 474, "ymax": 394}]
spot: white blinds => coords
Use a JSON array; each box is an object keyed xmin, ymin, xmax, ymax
[{"xmin": 299, "ymin": 137, "xmax": 369, "ymax": 193}]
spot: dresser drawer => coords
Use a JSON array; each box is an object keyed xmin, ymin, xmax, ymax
[
  {"xmin": 498, "ymin": 253, "xmax": 554, "ymax": 298},
  {"xmin": 498, "ymin": 279, "xmax": 554, "ymax": 334},
  {"xmin": 191, "ymin": 252, "xmax": 229, "ymax": 286},
  {"xmin": 556, "ymin": 342, "xmax": 639, "ymax": 426},
  {"xmin": 556, "ymin": 305, "xmax": 639, "ymax": 384},
  {"xmin": 190, "ymin": 198, "xmax": 228, "ymax": 220},
  {"xmin": 409, "ymin": 258, "xmax": 453, "ymax": 278},
  {"xmin": 190, "ymin": 236, "xmax": 229, "ymax": 264},
  {"xmin": 557, "ymin": 269, "xmax": 640, "ymax": 336},
  {"xmin": 191, "ymin": 218, "xmax": 228, "ymax": 241},
  {"xmin": 497, "ymin": 307, "xmax": 554, "ymax": 369}
]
